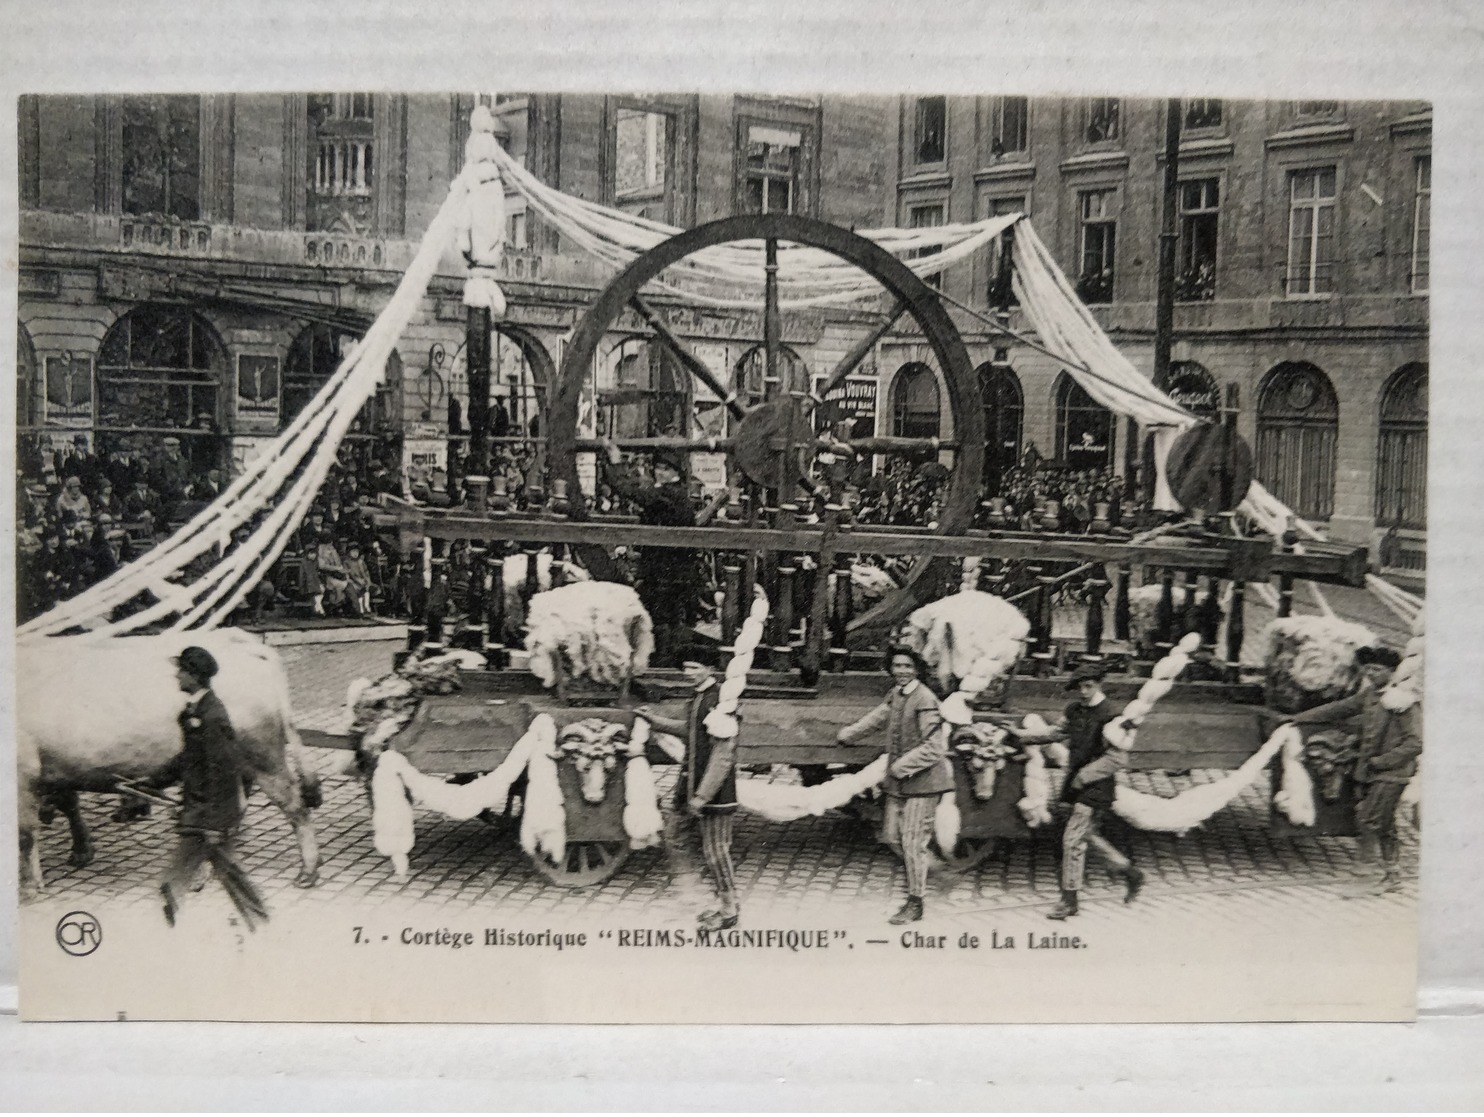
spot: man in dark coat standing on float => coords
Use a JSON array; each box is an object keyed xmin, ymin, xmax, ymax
[
  {"xmin": 158, "ymin": 645, "xmax": 269, "ymax": 930},
  {"xmin": 639, "ymin": 647, "xmax": 741, "ymax": 932},
  {"xmin": 1042, "ymin": 661, "xmax": 1144, "ymax": 920},
  {"xmin": 601, "ymin": 439, "xmax": 702, "ymax": 667}
]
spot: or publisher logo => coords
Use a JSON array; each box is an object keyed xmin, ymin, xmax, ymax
[{"xmin": 56, "ymin": 911, "xmax": 102, "ymax": 957}]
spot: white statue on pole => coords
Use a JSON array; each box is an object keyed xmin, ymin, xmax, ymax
[{"xmin": 459, "ymin": 103, "xmax": 508, "ymax": 318}]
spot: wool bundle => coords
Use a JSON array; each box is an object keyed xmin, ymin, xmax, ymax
[
  {"xmin": 705, "ymin": 587, "xmax": 770, "ymax": 739},
  {"xmin": 1017, "ymin": 744, "xmax": 1054, "ymax": 828},
  {"xmin": 523, "ymin": 580, "xmax": 654, "ymax": 689},
  {"xmin": 899, "ymin": 590, "xmax": 1030, "ymax": 693},
  {"xmin": 347, "ymin": 651, "xmax": 475, "ymax": 761},
  {"xmin": 1262, "ymin": 616, "xmax": 1377, "ymax": 714},
  {"xmin": 934, "ymin": 794, "xmax": 961, "ymax": 859},
  {"xmin": 622, "ymin": 717, "xmax": 665, "ymax": 850},
  {"xmin": 519, "ymin": 718, "xmax": 568, "ymax": 865},
  {"xmin": 825, "ymin": 562, "xmax": 899, "ymax": 615},
  {"xmin": 1125, "ymin": 583, "xmax": 1191, "ymax": 654},
  {"xmin": 499, "ymin": 550, "xmax": 591, "ymax": 642}
]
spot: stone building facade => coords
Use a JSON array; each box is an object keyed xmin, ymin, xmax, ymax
[{"xmin": 16, "ymin": 92, "xmax": 1428, "ymax": 561}]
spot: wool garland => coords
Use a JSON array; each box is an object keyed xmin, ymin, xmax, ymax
[
  {"xmin": 370, "ymin": 713, "xmax": 552, "ymax": 880},
  {"xmin": 621, "ymin": 717, "xmax": 665, "ymax": 849},
  {"xmin": 704, "ymin": 586, "xmax": 771, "ymax": 739}
]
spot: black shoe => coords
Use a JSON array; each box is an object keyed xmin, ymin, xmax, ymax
[
  {"xmin": 161, "ymin": 884, "xmax": 178, "ymax": 927},
  {"xmin": 698, "ymin": 909, "xmax": 739, "ymax": 932},
  {"xmin": 1123, "ymin": 867, "xmax": 1145, "ymax": 904},
  {"xmin": 1047, "ymin": 890, "xmax": 1079, "ymax": 920},
  {"xmin": 889, "ymin": 897, "xmax": 924, "ymax": 925}
]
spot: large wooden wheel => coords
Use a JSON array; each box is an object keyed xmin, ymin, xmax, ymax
[
  {"xmin": 530, "ymin": 840, "xmax": 631, "ymax": 887},
  {"xmin": 549, "ymin": 214, "xmax": 986, "ymax": 639}
]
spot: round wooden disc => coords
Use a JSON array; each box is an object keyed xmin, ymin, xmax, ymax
[
  {"xmin": 1164, "ymin": 423, "xmax": 1254, "ymax": 514},
  {"xmin": 733, "ymin": 400, "xmax": 806, "ymax": 489}
]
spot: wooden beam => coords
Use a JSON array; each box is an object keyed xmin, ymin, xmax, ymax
[{"xmin": 630, "ymin": 294, "xmax": 746, "ymax": 420}]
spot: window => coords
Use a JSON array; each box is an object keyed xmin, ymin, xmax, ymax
[
  {"xmin": 1085, "ymin": 98, "xmax": 1120, "ymax": 144},
  {"xmin": 1177, "ymin": 179, "xmax": 1220, "ymax": 302},
  {"xmin": 120, "ymin": 96, "xmax": 202, "ymax": 220},
  {"xmin": 1055, "ymin": 373, "xmax": 1114, "ymax": 471},
  {"xmin": 1376, "ymin": 364, "xmax": 1427, "ymax": 530},
  {"xmin": 1286, "ymin": 167, "xmax": 1337, "ymax": 296},
  {"xmin": 1256, "ymin": 362, "xmax": 1338, "ymax": 520},
  {"xmin": 307, "ymin": 93, "xmax": 376, "ymax": 234},
  {"xmin": 908, "ymin": 203, "xmax": 946, "ymax": 289},
  {"xmin": 735, "ymin": 345, "xmax": 807, "ymax": 408},
  {"xmin": 508, "ymin": 210, "xmax": 528, "ymax": 251},
  {"xmin": 96, "ymin": 305, "xmax": 224, "ymax": 432},
  {"xmin": 1411, "ymin": 156, "xmax": 1431, "ymax": 293},
  {"xmin": 891, "ymin": 364, "xmax": 942, "ymax": 439},
  {"xmin": 1184, "ymin": 99, "xmax": 1223, "ymax": 130},
  {"xmin": 284, "ymin": 324, "xmax": 394, "ymax": 434},
  {"xmin": 986, "ymin": 195, "xmax": 1025, "ymax": 307},
  {"xmin": 741, "ymin": 124, "xmax": 801, "ymax": 215},
  {"xmin": 913, "ymin": 97, "xmax": 947, "ymax": 164},
  {"xmin": 989, "ymin": 96, "xmax": 1029, "ymax": 157},
  {"xmin": 19, "ymin": 95, "xmax": 40, "ymax": 208},
  {"xmin": 1077, "ymin": 189, "xmax": 1117, "ymax": 304},
  {"xmin": 614, "ymin": 108, "xmax": 669, "ymax": 199},
  {"xmin": 979, "ymin": 358, "xmax": 1023, "ymax": 496},
  {"xmin": 598, "ymin": 340, "xmax": 686, "ymax": 441}
]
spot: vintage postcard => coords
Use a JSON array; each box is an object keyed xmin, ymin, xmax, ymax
[{"xmin": 13, "ymin": 88, "xmax": 1425, "ymax": 1022}]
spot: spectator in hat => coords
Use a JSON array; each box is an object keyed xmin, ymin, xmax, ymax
[
  {"xmin": 92, "ymin": 477, "xmax": 123, "ymax": 520},
  {"xmin": 836, "ymin": 645, "xmax": 950, "ymax": 925},
  {"xmin": 158, "ymin": 645, "xmax": 268, "ymax": 930},
  {"xmin": 343, "ymin": 541, "xmax": 373, "ymax": 616},
  {"xmin": 313, "ymin": 531, "xmax": 351, "ymax": 615},
  {"xmin": 1042, "ymin": 661, "xmax": 1144, "ymax": 921},
  {"xmin": 151, "ymin": 436, "xmax": 193, "ymax": 520},
  {"xmin": 638, "ymin": 645, "xmax": 741, "ymax": 932},
  {"xmin": 54, "ymin": 474, "xmax": 92, "ymax": 527},
  {"xmin": 1290, "ymin": 644, "xmax": 1418, "ymax": 895},
  {"xmin": 600, "ymin": 439, "xmax": 702, "ymax": 667},
  {"xmin": 124, "ymin": 477, "xmax": 162, "ymax": 531}
]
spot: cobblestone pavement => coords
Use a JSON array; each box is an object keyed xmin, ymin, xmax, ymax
[{"xmin": 25, "ymin": 637, "xmax": 1418, "ymax": 936}]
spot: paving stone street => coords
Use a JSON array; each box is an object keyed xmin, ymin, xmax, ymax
[{"xmin": 23, "ymin": 634, "xmax": 1419, "ymax": 941}]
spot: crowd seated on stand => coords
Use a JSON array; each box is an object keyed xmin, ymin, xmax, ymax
[{"xmin": 15, "ymin": 431, "xmax": 409, "ymax": 626}]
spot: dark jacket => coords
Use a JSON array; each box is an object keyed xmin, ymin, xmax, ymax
[
  {"xmin": 839, "ymin": 680, "xmax": 952, "ymax": 797},
  {"xmin": 164, "ymin": 689, "xmax": 246, "ymax": 833},
  {"xmin": 1060, "ymin": 697, "xmax": 1124, "ymax": 810},
  {"xmin": 1293, "ymin": 685, "xmax": 1423, "ymax": 785},
  {"xmin": 602, "ymin": 459, "xmax": 700, "ymax": 625},
  {"xmin": 651, "ymin": 680, "xmax": 737, "ymax": 813}
]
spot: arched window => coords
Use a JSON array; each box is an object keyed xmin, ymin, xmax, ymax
[
  {"xmin": 734, "ymin": 343, "xmax": 807, "ymax": 406},
  {"xmin": 1055, "ymin": 372, "xmax": 1114, "ymax": 471},
  {"xmin": 97, "ymin": 304, "xmax": 224, "ymax": 432},
  {"xmin": 891, "ymin": 362, "xmax": 941, "ymax": 439},
  {"xmin": 598, "ymin": 338, "xmax": 687, "ymax": 441},
  {"xmin": 977, "ymin": 358, "xmax": 1023, "ymax": 495},
  {"xmin": 1376, "ymin": 363, "xmax": 1427, "ymax": 529},
  {"xmin": 1256, "ymin": 361, "xmax": 1339, "ymax": 520},
  {"xmin": 284, "ymin": 322, "xmax": 400, "ymax": 435},
  {"xmin": 16, "ymin": 321, "xmax": 37, "ymax": 429},
  {"xmin": 488, "ymin": 328, "xmax": 550, "ymax": 439},
  {"xmin": 1157, "ymin": 360, "xmax": 1220, "ymax": 418}
]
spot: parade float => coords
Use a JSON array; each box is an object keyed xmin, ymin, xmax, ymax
[{"xmin": 18, "ymin": 104, "xmax": 1426, "ymax": 890}]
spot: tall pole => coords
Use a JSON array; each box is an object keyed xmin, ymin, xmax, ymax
[
  {"xmin": 1146, "ymin": 97, "xmax": 1182, "ymax": 510},
  {"xmin": 466, "ymin": 306, "xmax": 491, "ymax": 478}
]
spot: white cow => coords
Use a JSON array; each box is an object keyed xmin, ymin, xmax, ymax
[{"xmin": 17, "ymin": 628, "xmax": 321, "ymax": 893}]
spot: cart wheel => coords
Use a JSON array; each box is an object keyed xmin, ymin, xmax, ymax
[
  {"xmin": 933, "ymin": 835, "xmax": 998, "ymax": 873},
  {"xmin": 530, "ymin": 840, "xmax": 631, "ymax": 888}
]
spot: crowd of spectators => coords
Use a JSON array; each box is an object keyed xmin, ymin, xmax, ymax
[{"xmin": 15, "ymin": 431, "xmax": 412, "ymax": 626}]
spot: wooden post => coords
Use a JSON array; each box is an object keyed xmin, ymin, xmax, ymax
[
  {"xmin": 523, "ymin": 543, "xmax": 541, "ymax": 610},
  {"xmin": 1198, "ymin": 575, "xmax": 1223, "ymax": 647},
  {"xmin": 721, "ymin": 560, "xmax": 742, "ymax": 650},
  {"xmin": 1085, "ymin": 576, "xmax": 1109, "ymax": 658},
  {"xmin": 776, "ymin": 562, "xmax": 797, "ymax": 673},
  {"xmin": 1036, "ymin": 570, "xmax": 1058, "ymax": 664},
  {"xmin": 831, "ymin": 549, "xmax": 853, "ymax": 672},
  {"xmin": 466, "ymin": 545, "xmax": 488, "ymax": 653},
  {"xmin": 466, "ymin": 307, "xmax": 491, "ymax": 478},
  {"xmin": 425, "ymin": 539, "xmax": 447, "ymax": 651},
  {"xmin": 986, "ymin": 559, "xmax": 1007, "ymax": 597},
  {"xmin": 406, "ymin": 543, "xmax": 427, "ymax": 652},
  {"xmin": 802, "ymin": 504, "xmax": 840, "ymax": 686},
  {"xmin": 1226, "ymin": 579, "xmax": 1246, "ymax": 667},
  {"xmin": 1114, "ymin": 562, "xmax": 1132, "ymax": 641},
  {"xmin": 1278, "ymin": 517, "xmax": 1298, "ymax": 618},
  {"xmin": 1155, "ymin": 567, "xmax": 1175, "ymax": 650},
  {"xmin": 486, "ymin": 550, "xmax": 507, "ymax": 669}
]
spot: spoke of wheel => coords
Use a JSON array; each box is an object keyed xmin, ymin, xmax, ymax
[
  {"xmin": 630, "ymin": 295, "xmax": 746, "ymax": 421},
  {"xmin": 814, "ymin": 298, "xmax": 908, "ymax": 402}
]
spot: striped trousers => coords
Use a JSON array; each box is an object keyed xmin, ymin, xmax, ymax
[
  {"xmin": 883, "ymin": 794, "xmax": 935, "ymax": 898},
  {"xmin": 666, "ymin": 808, "xmax": 738, "ymax": 913},
  {"xmin": 1061, "ymin": 802, "xmax": 1131, "ymax": 892}
]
